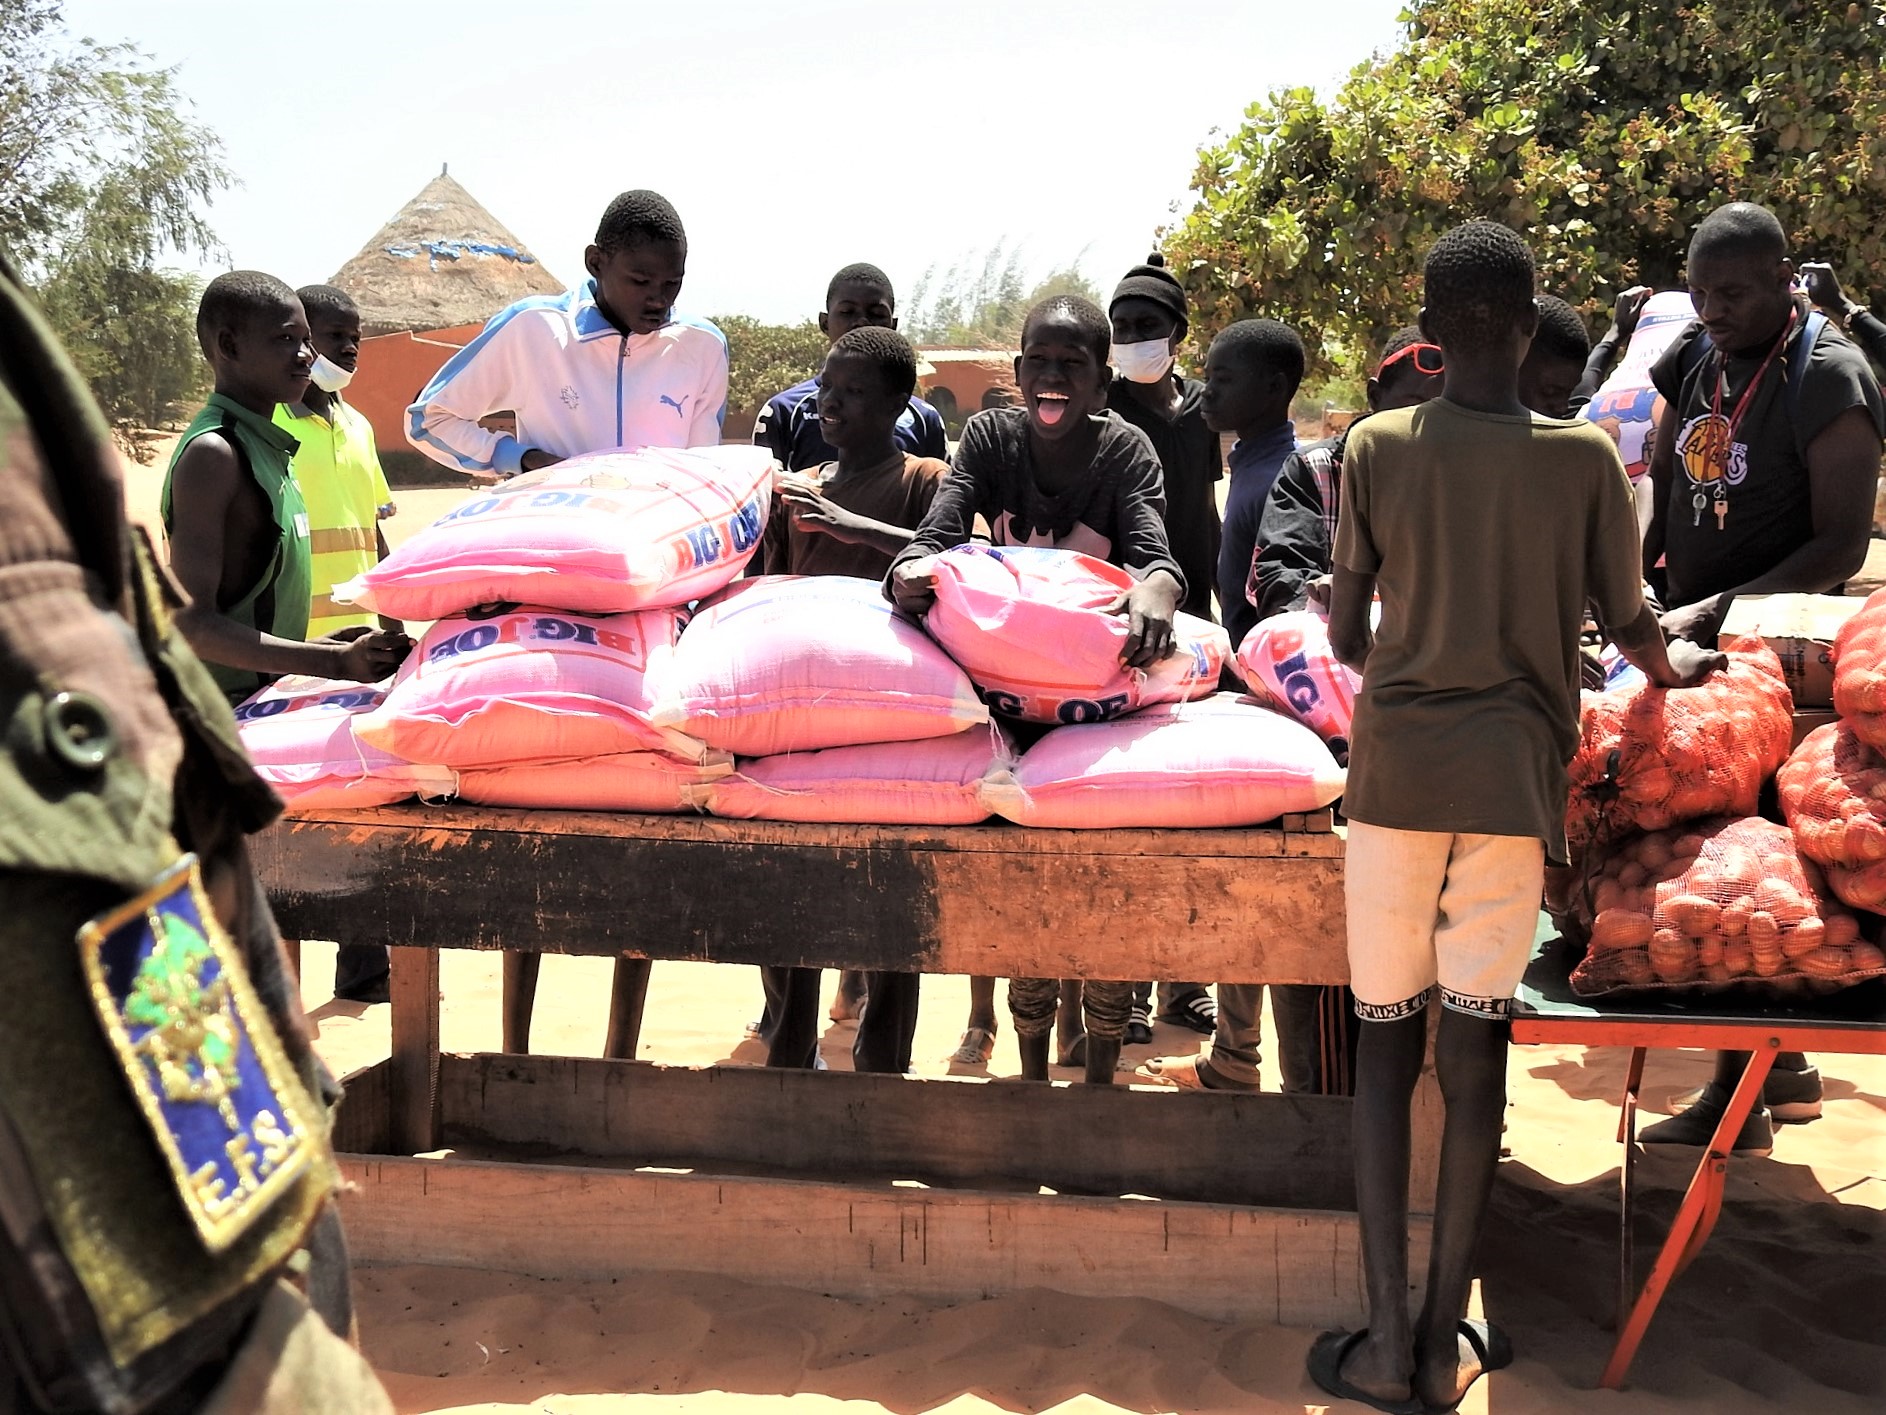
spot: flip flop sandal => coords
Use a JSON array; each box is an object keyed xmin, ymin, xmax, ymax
[
  {"xmin": 1134, "ymin": 1055, "xmax": 1208, "ymax": 1089},
  {"xmin": 1422, "ymin": 1320, "xmax": 1513, "ymax": 1413},
  {"xmin": 949, "ymin": 1026, "xmax": 995, "ymax": 1065},
  {"xmin": 1306, "ymin": 1330, "xmax": 1422, "ymax": 1415},
  {"xmin": 1159, "ymin": 992, "xmax": 1218, "ymax": 1035},
  {"xmin": 1055, "ymin": 1034, "xmax": 1088, "ymax": 1068}
]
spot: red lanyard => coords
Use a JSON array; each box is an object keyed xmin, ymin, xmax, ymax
[{"xmin": 1708, "ymin": 307, "xmax": 1795, "ymax": 474}]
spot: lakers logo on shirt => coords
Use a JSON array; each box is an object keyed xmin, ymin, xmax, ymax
[{"xmin": 1675, "ymin": 413, "xmax": 1748, "ymax": 489}]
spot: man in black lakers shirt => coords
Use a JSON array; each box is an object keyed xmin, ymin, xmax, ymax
[{"xmin": 1640, "ymin": 201, "xmax": 1885, "ymax": 1152}]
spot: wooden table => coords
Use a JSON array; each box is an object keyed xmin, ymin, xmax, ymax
[
  {"xmin": 1510, "ymin": 931, "xmax": 1886, "ymax": 1388},
  {"xmin": 255, "ymin": 802, "xmax": 1443, "ymax": 1326}
]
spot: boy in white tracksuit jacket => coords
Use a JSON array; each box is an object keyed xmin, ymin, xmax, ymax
[
  {"xmin": 406, "ymin": 189, "xmax": 729, "ymax": 477},
  {"xmin": 406, "ymin": 190, "xmax": 728, "ymax": 1064}
]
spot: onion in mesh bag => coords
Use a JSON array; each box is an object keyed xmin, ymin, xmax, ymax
[
  {"xmin": 1833, "ymin": 586, "xmax": 1886, "ymax": 749},
  {"xmin": 1567, "ymin": 816, "xmax": 1885, "ymax": 997},
  {"xmin": 1564, "ymin": 641, "xmax": 1792, "ymax": 855}
]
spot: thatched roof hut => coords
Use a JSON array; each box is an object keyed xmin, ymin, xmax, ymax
[{"xmin": 331, "ymin": 167, "xmax": 563, "ymax": 336}]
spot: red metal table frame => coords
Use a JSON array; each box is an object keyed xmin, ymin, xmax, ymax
[{"xmin": 1510, "ymin": 946, "xmax": 1886, "ymax": 1389}]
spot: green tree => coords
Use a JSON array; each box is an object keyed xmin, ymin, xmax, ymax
[
  {"xmin": 1, "ymin": 0, "xmax": 231, "ymax": 434},
  {"xmin": 715, "ymin": 315, "xmax": 829, "ymax": 420},
  {"xmin": 1164, "ymin": 0, "xmax": 1886, "ymax": 374},
  {"xmin": 907, "ymin": 243, "xmax": 1102, "ymax": 346}
]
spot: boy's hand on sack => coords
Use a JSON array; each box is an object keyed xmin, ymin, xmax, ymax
[
  {"xmin": 890, "ymin": 557, "xmax": 940, "ymax": 616},
  {"xmin": 1665, "ymin": 637, "xmax": 1729, "ymax": 688},
  {"xmin": 1111, "ymin": 570, "xmax": 1183, "ymax": 669},
  {"xmin": 323, "ymin": 626, "xmax": 413, "ymax": 684}
]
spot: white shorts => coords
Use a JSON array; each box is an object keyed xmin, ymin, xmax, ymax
[{"xmin": 1344, "ymin": 822, "xmax": 1545, "ymax": 1021}]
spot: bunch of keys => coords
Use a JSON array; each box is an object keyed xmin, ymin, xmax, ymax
[{"xmin": 1691, "ymin": 489, "xmax": 1728, "ymax": 529}]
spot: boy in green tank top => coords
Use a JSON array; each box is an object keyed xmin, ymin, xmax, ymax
[{"xmin": 163, "ymin": 271, "xmax": 408, "ymax": 703}]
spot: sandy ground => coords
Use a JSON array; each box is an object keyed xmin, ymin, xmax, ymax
[{"xmin": 123, "ymin": 451, "xmax": 1886, "ymax": 1413}]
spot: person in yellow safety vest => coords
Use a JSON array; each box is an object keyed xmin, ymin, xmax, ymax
[
  {"xmin": 274, "ymin": 282, "xmax": 401, "ymax": 1003},
  {"xmin": 273, "ymin": 284, "xmax": 398, "ymax": 638}
]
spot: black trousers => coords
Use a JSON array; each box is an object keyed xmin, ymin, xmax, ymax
[{"xmin": 761, "ymin": 966, "xmax": 921, "ymax": 1073}]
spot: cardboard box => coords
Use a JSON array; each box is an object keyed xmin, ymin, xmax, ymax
[
  {"xmin": 1718, "ymin": 594, "xmax": 1866, "ymax": 709},
  {"xmin": 1790, "ymin": 709, "xmax": 1838, "ymax": 750}
]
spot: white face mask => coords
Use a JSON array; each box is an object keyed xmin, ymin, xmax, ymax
[
  {"xmin": 308, "ymin": 353, "xmax": 354, "ymax": 393},
  {"xmin": 1112, "ymin": 338, "xmax": 1175, "ymax": 385}
]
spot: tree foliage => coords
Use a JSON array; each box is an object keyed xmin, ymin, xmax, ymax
[
  {"xmin": 906, "ymin": 241, "xmax": 1102, "ymax": 347},
  {"xmin": 1, "ymin": 0, "xmax": 231, "ymax": 433},
  {"xmin": 1164, "ymin": 0, "xmax": 1886, "ymax": 373},
  {"xmin": 714, "ymin": 315, "xmax": 829, "ymax": 419}
]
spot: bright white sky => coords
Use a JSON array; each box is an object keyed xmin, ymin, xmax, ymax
[{"xmin": 61, "ymin": 0, "xmax": 1405, "ymax": 325}]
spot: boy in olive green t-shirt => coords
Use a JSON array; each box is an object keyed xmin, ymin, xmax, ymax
[
  {"xmin": 164, "ymin": 271, "xmax": 407, "ymax": 703},
  {"xmin": 1309, "ymin": 223, "xmax": 1723, "ymax": 1414}
]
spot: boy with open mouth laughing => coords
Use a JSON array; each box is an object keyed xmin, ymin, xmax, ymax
[{"xmin": 888, "ymin": 293, "xmax": 1185, "ymax": 1086}]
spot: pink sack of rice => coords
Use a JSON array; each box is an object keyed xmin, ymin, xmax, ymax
[
  {"xmin": 233, "ymin": 675, "xmax": 455, "ymax": 811},
  {"xmin": 704, "ymin": 728, "xmax": 1010, "ymax": 825},
  {"xmin": 981, "ymin": 692, "xmax": 1345, "ymax": 829},
  {"xmin": 354, "ymin": 606, "xmax": 706, "ymax": 769},
  {"xmin": 914, "ymin": 544, "xmax": 1227, "ymax": 725},
  {"xmin": 334, "ymin": 445, "xmax": 775, "ymax": 621},
  {"xmin": 651, "ymin": 575, "xmax": 988, "ymax": 757},
  {"xmin": 1235, "ymin": 610, "xmax": 1361, "ymax": 763},
  {"xmin": 453, "ymin": 750, "xmax": 733, "ymax": 813}
]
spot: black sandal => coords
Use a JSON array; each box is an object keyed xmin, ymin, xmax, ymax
[{"xmin": 1306, "ymin": 1330, "xmax": 1422, "ymax": 1415}]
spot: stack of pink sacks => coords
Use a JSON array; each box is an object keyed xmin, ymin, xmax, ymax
[
  {"xmin": 651, "ymin": 574, "xmax": 1005, "ymax": 824},
  {"xmin": 234, "ymin": 445, "xmax": 775, "ymax": 813},
  {"xmin": 908, "ymin": 545, "xmax": 1346, "ymax": 828}
]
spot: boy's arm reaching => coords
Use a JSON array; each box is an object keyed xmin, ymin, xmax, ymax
[
  {"xmin": 778, "ymin": 475, "xmax": 917, "ymax": 556},
  {"xmin": 168, "ymin": 434, "xmax": 408, "ymax": 685},
  {"xmin": 406, "ymin": 311, "xmax": 535, "ymax": 478},
  {"xmin": 1608, "ymin": 602, "xmax": 1726, "ymax": 687},
  {"xmin": 1249, "ymin": 450, "xmax": 1334, "ymax": 619},
  {"xmin": 886, "ymin": 423, "xmax": 994, "ymax": 613}
]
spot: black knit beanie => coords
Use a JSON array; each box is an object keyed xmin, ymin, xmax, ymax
[{"xmin": 1108, "ymin": 252, "xmax": 1188, "ymax": 330}]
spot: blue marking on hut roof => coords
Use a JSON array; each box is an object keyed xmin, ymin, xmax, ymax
[{"xmin": 382, "ymin": 239, "xmax": 539, "ymax": 270}]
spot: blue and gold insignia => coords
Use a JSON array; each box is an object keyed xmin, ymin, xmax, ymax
[{"xmin": 78, "ymin": 857, "xmax": 319, "ymax": 1253}]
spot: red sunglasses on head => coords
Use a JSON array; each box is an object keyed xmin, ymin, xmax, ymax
[{"xmin": 1376, "ymin": 342, "xmax": 1445, "ymax": 379}]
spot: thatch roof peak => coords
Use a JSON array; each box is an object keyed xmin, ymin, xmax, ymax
[{"xmin": 331, "ymin": 170, "xmax": 564, "ymax": 336}]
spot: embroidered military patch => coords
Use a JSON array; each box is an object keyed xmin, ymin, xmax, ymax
[{"xmin": 78, "ymin": 856, "xmax": 318, "ymax": 1252}]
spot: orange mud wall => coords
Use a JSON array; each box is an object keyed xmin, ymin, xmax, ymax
[{"xmin": 351, "ymin": 324, "xmax": 483, "ymax": 467}]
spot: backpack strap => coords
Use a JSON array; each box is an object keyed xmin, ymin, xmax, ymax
[{"xmin": 1677, "ymin": 310, "xmax": 1827, "ymax": 461}]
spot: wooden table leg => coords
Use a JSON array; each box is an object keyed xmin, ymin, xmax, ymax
[
  {"xmin": 502, "ymin": 951, "xmax": 540, "ymax": 1054},
  {"xmin": 1616, "ymin": 1046, "xmax": 1646, "ymax": 1143},
  {"xmin": 605, "ymin": 955, "xmax": 651, "ymax": 1060},
  {"xmin": 282, "ymin": 937, "xmax": 302, "ymax": 985},
  {"xmin": 1618, "ymin": 1080, "xmax": 1638, "ymax": 1334},
  {"xmin": 390, "ymin": 947, "xmax": 441, "ymax": 1153},
  {"xmin": 1600, "ymin": 1039, "xmax": 1778, "ymax": 1389}
]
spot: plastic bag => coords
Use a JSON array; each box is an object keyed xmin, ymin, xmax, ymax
[
  {"xmin": 915, "ymin": 544, "xmax": 1226, "ymax": 725},
  {"xmin": 980, "ymin": 692, "xmax": 1345, "ymax": 829},
  {"xmin": 233, "ymin": 674, "xmax": 454, "ymax": 811},
  {"xmin": 651, "ymin": 575, "xmax": 988, "ymax": 756},
  {"xmin": 1234, "ymin": 610, "xmax": 1360, "ymax": 763},
  {"xmin": 337, "ymin": 445, "xmax": 775, "ymax": 620}
]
